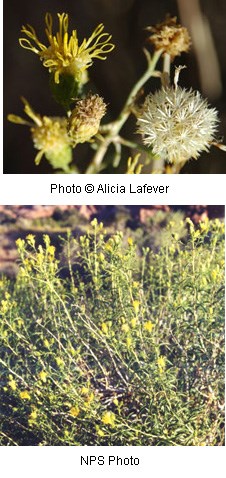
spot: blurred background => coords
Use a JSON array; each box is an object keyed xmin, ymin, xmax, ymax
[{"xmin": 4, "ymin": 0, "xmax": 226, "ymax": 173}]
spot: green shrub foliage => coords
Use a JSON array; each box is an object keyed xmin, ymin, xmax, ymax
[{"xmin": 0, "ymin": 218, "xmax": 224, "ymax": 445}]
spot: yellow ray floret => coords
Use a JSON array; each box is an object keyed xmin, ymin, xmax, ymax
[{"xmin": 19, "ymin": 13, "xmax": 115, "ymax": 84}]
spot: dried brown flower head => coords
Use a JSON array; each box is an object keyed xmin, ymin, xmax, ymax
[
  {"xmin": 68, "ymin": 94, "xmax": 106, "ymax": 145},
  {"xmin": 146, "ymin": 16, "xmax": 191, "ymax": 59}
]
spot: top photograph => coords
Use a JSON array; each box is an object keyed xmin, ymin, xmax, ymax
[{"xmin": 4, "ymin": 0, "xmax": 226, "ymax": 174}]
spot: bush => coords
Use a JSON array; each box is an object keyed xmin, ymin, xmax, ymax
[{"xmin": 0, "ymin": 218, "xmax": 224, "ymax": 445}]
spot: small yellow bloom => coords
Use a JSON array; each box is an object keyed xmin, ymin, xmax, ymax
[
  {"xmin": 132, "ymin": 281, "xmax": 139, "ymax": 289},
  {"xmin": 144, "ymin": 320, "xmax": 154, "ymax": 332},
  {"xmin": 130, "ymin": 317, "xmax": 137, "ymax": 328},
  {"xmin": 26, "ymin": 234, "xmax": 35, "ymax": 247},
  {"xmin": 97, "ymin": 428, "xmax": 105, "ymax": 437},
  {"xmin": 29, "ymin": 409, "xmax": 38, "ymax": 420},
  {"xmin": 19, "ymin": 13, "xmax": 115, "ymax": 84},
  {"xmin": 43, "ymin": 339, "xmax": 50, "ymax": 349},
  {"xmin": 17, "ymin": 318, "xmax": 24, "ymax": 328},
  {"xmin": 69, "ymin": 406, "xmax": 80, "ymax": 417},
  {"xmin": 8, "ymin": 379, "xmax": 17, "ymax": 391},
  {"xmin": 1, "ymin": 300, "xmax": 9, "ymax": 314},
  {"xmin": 47, "ymin": 245, "xmax": 55, "ymax": 257},
  {"xmin": 101, "ymin": 411, "xmax": 116, "ymax": 427},
  {"xmin": 132, "ymin": 300, "xmax": 140, "ymax": 315},
  {"xmin": 101, "ymin": 322, "xmax": 108, "ymax": 334},
  {"xmin": 15, "ymin": 238, "xmax": 25, "ymax": 250},
  {"xmin": 8, "ymin": 98, "xmax": 73, "ymax": 171},
  {"xmin": 81, "ymin": 386, "xmax": 89, "ymax": 395},
  {"xmin": 121, "ymin": 323, "xmax": 130, "ymax": 333},
  {"xmin": 157, "ymin": 355, "xmax": 166, "ymax": 373},
  {"xmin": 20, "ymin": 390, "xmax": 31, "ymax": 400},
  {"xmin": 126, "ymin": 337, "xmax": 132, "ymax": 347},
  {"xmin": 55, "ymin": 357, "xmax": 64, "ymax": 367},
  {"xmin": 127, "ymin": 237, "xmax": 133, "ymax": 246},
  {"xmin": 38, "ymin": 370, "xmax": 47, "ymax": 383}
]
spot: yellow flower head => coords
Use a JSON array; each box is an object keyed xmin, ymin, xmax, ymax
[
  {"xmin": 20, "ymin": 390, "xmax": 31, "ymax": 400},
  {"xmin": 29, "ymin": 409, "xmax": 38, "ymax": 421},
  {"xmin": 157, "ymin": 355, "xmax": 166, "ymax": 373},
  {"xmin": 101, "ymin": 322, "xmax": 108, "ymax": 334},
  {"xmin": 69, "ymin": 406, "xmax": 80, "ymax": 417},
  {"xmin": 101, "ymin": 411, "xmax": 116, "ymax": 427},
  {"xmin": 132, "ymin": 300, "xmax": 140, "ymax": 315},
  {"xmin": 8, "ymin": 378, "xmax": 17, "ymax": 391},
  {"xmin": 144, "ymin": 320, "xmax": 154, "ymax": 332},
  {"xmin": 8, "ymin": 98, "xmax": 72, "ymax": 171},
  {"xmin": 19, "ymin": 13, "xmax": 115, "ymax": 84},
  {"xmin": 121, "ymin": 323, "xmax": 130, "ymax": 333},
  {"xmin": 38, "ymin": 370, "xmax": 48, "ymax": 383}
]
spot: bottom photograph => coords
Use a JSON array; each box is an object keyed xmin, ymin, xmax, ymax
[{"xmin": 0, "ymin": 205, "xmax": 224, "ymax": 446}]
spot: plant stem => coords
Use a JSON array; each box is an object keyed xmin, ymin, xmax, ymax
[{"xmin": 85, "ymin": 49, "xmax": 163, "ymax": 173}]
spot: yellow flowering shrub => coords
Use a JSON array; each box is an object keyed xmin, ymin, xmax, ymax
[{"xmin": 0, "ymin": 218, "xmax": 224, "ymax": 446}]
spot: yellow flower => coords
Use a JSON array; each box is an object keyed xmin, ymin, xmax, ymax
[
  {"xmin": 121, "ymin": 323, "xmax": 130, "ymax": 333},
  {"xmin": 127, "ymin": 237, "xmax": 133, "ymax": 246},
  {"xmin": 20, "ymin": 390, "xmax": 31, "ymax": 400},
  {"xmin": 81, "ymin": 386, "xmax": 89, "ymax": 395},
  {"xmin": 19, "ymin": 13, "xmax": 115, "ymax": 84},
  {"xmin": 132, "ymin": 300, "xmax": 140, "ymax": 315},
  {"xmin": 132, "ymin": 281, "xmax": 139, "ymax": 289},
  {"xmin": 126, "ymin": 337, "xmax": 132, "ymax": 347},
  {"xmin": 47, "ymin": 245, "xmax": 55, "ymax": 257},
  {"xmin": 43, "ymin": 339, "xmax": 50, "ymax": 349},
  {"xmin": 1, "ymin": 300, "xmax": 9, "ymax": 314},
  {"xmin": 101, "ymin": 411, "xmax": 116, "ymax": 427},
  {"xmin": 17, "ymin": 318, "xmax": 24, "ymax": 328},
  {"xmin": 38, "ymin": 371, "xmax": 47, "ymax": 383},
  {"xmin": 29, "ymin": 409, "xmax": 38, "ymax": 420},
  {"xmin": 130, "ymin": 317, "xmax": 137, "ymax": 328},
  {"xmin": 144, "ymin": 320, "xmax": 154, "ymax": 332},
  {"xmin": 26, "ymin": 234, "xmax": 35, "ymax": 247},
  {"xmin": 157, "ymin": 355, "xmax": 166, "ymax": 373},
  {"xmin": 97, "ymin": 428, "xmax": 105, "ymax": 437},
  {"xmin": 69, "ymin": 406, "xmax": 80, "ymax": 417},
  {"xmin": 55, "ymin": 357, "xmax": 64, "ymax": 367},
  {"xmin": 101, "ymin": 322, "xmax": 108, "ymax": 334},
  {"xmin": 8, "ymin": 378, "xmax": 17, "ymax": 391},
  {"xmin": 15, "ymin": 238, "xmax": 25, "ymax": 250},
  {"xmin": 8, "ymin": 98, "xmax": 73, "ymax": 171}
]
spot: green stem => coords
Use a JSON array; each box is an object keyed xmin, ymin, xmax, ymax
[{"xmin": 85, "ymin": 49, "xmax": 163, "ymax": 174}]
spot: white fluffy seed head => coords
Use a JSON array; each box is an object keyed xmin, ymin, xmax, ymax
[{"xmin": 137, "ymin": 86, "xmax": 219, "ymax": 164}]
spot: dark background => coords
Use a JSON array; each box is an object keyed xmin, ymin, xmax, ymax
[{"xmin": 4, "ymin": 0, "xmax": 226, "ymax": 173}]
